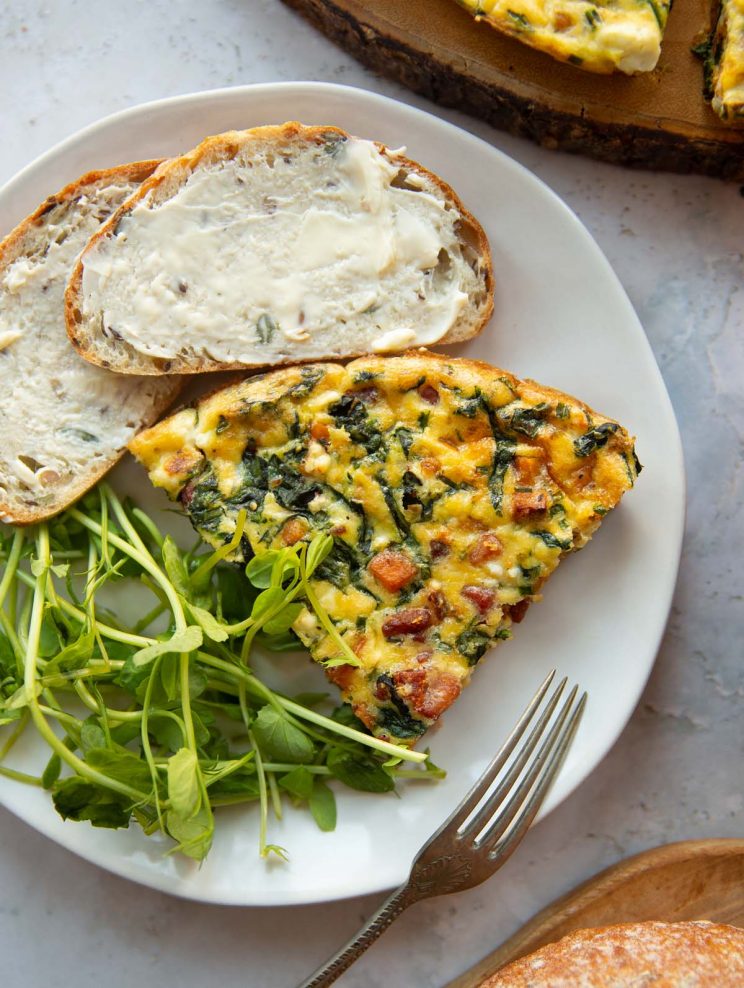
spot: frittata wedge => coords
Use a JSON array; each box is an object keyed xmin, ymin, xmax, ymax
[
  {"xmin": 701, "ymin": 0, "xmax": 744, "ymax": 123},
  {"xmin": 130, "ymin": 353, "xmax": 640, "ymax": 745},
  {"xmin": 456, "ymin": 0, "xmax": 671, "ymax": 74}
]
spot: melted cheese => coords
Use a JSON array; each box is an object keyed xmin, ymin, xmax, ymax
[{"xmin": 131, "ymin": 353, "xmax": 639, "ymax": 745}]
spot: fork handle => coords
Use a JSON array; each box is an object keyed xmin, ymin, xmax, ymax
[{"xmin": 297, "ymin": 883, "xmax": 415, "ymax": 987}]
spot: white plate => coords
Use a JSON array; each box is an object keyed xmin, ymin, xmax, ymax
[{"xmin": 0, "ymin": 82, "xmax": 684, "ymax": 906}]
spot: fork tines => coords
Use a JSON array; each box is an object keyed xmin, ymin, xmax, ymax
[
  {"xmin": 445, "ymin": 671, "xmax": 586, "ymax": 858},
  {"xmin": 296, "ymin": 671, "xmax": 586, "ymax": 988}
]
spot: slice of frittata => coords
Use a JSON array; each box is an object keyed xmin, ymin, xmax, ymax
[
  {"xmin": 698, "ymin": 0, "xmax": 744, "ymax": 123},
  {"xmin": 130, "ymin": 352, "xmax": 640, "ymax": 745},
  {"xmin": 455, "ymin": 0, "xmax": 670, "ymax": 74}
]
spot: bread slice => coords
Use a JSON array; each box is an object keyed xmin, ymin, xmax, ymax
[
  {"xmin": 65, "ymin": 122, "xmax": 493, "ymax": 376},
  {"xmin": 481, "ymin": 921, "xmax": 744, "ymax": 986},
  {"xmin": 0, "ymin": 164, "xmax": 182, "ymax": 524},
  {"xmin": 129, "ymin": 350, "xmax": 639, "ymax": 744}
]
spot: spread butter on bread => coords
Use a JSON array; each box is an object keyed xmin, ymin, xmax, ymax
[
  {"xmin": 65, "ymin": 122, "xmax": 493, "ymax": 376},
  {"xmin": 0, "ymin": 164, "xmax": 181, "ymax": 524}
]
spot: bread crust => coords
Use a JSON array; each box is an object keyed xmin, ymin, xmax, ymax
[
  {"xmin": 482, "ymin": 921, "xmax": 744, "ymax": 987},
  {"xmin": 0, "ymin": 162, "xmax": 182, "ymax": 525},
  {"xmin": 65, "ymin": 122, "xmax": 494, "ymax": 375},
  {"xmin": 0, "ymin": 161, "xmax": 162, "ymax": 272}
]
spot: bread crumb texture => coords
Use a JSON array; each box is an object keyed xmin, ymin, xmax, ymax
[
  {"xmin": 72, "ymin": 123, "xmax": 493, "ymax": 374},
  {"xmin": 0, "ymin": 166, "xmax": 179, "ymax": 523}
]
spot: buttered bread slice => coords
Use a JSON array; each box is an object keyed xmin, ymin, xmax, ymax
[
  {"xmin": 0, "ymin": 164, "xmax": 181, "ymax": 524},
  {"xmin": 65, "ymin": 123, "xmax": 493, "ymax": 375},
  {"xmin": 130, "ymin": 351, "xmax": 640, "ymax": 745}
]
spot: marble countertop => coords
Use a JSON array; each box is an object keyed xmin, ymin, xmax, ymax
[{"xmin": 0, "ymin": 2, "xmax": 741, "ymax": 985}]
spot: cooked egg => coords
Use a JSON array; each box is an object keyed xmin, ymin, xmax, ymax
[
  {"xmin": 130, "ymin": 352, "xmax": 639, "ymax": 745},
  {"xmin": 456, "ymin": 0, "xmax": 670, "ymax": 74}
]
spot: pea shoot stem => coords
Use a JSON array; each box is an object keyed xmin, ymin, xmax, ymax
[
  {"xmin": 0, "ymin": 529, "xmax": 23, "ymax": 612},
  {"xmin": 0, "ymin": 484, "xmax": 438, "ymax": 864},
  {"xmin": 21, "ymin": 527, "xmax": 147, "ymax": 803},
  {"xmin": 196, "ymin": 652, "xmax": 425, "ymax": 763}
]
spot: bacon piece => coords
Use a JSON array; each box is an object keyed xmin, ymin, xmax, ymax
[
  {"xmin": 418, "ymin": 383, "xmax": 440, "ymax": 405},
  {"xmin": 326, "ymin": 663, "xmax": 358, "ymax": 691},
  {"xmin": 390, "ymin": 667, "xmax": 425, "ymax": 695},
  {"xmin": 374, "ymin": 678, "xmax": 392, "ymax": 701},
  {"xmin": 429, "ymin": 538, "xmax": 449, "ymax": 560},
  {"xmin": 352, "ymin": 703, "xmax": 377, "ymax": 732},
  {"xmin": 504, "ymin": 599, "xmax": 530, "ymax": 624},
  {"xmin": 392, "ymin": 667, "xmax": 461, "ymax": 720},
  {"xmin": 469, "ymin": 532, "xmax": 503, "ymax": 565},
  {"xmin": 281, "ymin": 517, "xmax": 308, "ymax": 545},
  {"xmin": 512, "ymin": 491, "xmax": 548, "ymax": 519},
  {"xmin": 420, "ymin": 673, "xmax": 461, "ymax": 719},
  {"xmin": 310, "ymin": 421, "xmax": 329, "ymax": 442},
  {"xmin": 461, "ymin": 585, "xmax": 496, "ymax": 614},
  {"xmin": 427, "ymin": 589, "xmax": 447, "ymax": 621},
  {"xmin": 368, "ymin": 549, "xmax": 418, "ymax": 592},
  {"xmin": 382, "ymin": 607, "xmax": 433, "ymax": 638},
  {"xmin": 179, "ymin": 479, "xmax": 196, "ymax": 509},
  {"xmin": 554, "ymin": 10, "xmax": 573, "ymax": 29}
]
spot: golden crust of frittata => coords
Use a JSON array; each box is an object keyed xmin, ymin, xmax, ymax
[
  {"xmin": 130, "ymin": 352, "xmax": 640, "ymax": 745},
  {"xmin": 456, "ymin": 0, "xmax": 670, "ymax": 74}
]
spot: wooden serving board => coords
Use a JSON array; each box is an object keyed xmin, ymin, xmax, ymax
[
  {"xmin": 282, "ymin": 0, "xmax": 744, "ymax": 180},
  {"xmin": 447, "ymin": 838, "xmax": 744, "ymax": 987}
]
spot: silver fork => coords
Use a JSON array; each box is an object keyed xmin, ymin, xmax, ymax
[{"xmin": 298, "ymin": 670, "xmax": 586, "ymax": 988}]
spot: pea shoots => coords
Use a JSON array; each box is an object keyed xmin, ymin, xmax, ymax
[{"xmin": 0, "ymin": 484, "xmax": 441, "ymax": 862}]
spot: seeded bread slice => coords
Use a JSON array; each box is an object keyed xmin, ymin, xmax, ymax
[
  {"xmin": 0, "ymin": 164, "xmax": 182, "ymax": 524},
  {"xmin": 65, "ymin": 122, "xmax": 494, "ymax": 376}
]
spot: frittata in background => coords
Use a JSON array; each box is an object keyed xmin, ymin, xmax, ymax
[
  {"xmin": 131, "ymin": 352, "xmax": 640, "ymax": 745},
  {"xmin": 455, "ymin": 0, "xmax": 671, "ymax": 73},
  {"xmin": 699, "ymin": 0, "xmax": 744, "ymax": 123}
]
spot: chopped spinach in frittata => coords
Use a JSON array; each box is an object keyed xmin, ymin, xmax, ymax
[{"xmin": 130, "ymin": 354, "xmax": 639, "ymax": 744}]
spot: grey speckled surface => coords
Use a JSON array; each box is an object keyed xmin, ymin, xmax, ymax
[{"xmin": 0, "ymin": 2, "xmax": 742, "ymax": 986}]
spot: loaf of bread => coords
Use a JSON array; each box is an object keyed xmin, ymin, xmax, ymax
[
  {"xmin": 65, "ymin": 122, "xmax": 493, "ymax": 375},
  {"xmin": 0, "ymin": 164, "xmax": 181, "ymax": 524},
  {"xmin": 482, "ymin": 920, "xmax": 744, "ymax": 986}
]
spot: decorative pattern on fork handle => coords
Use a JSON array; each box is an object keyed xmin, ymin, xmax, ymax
[
  {"xmin": 301, "ymin": 884, "xmax": 414, "ymax": 988},
  {"xmin": 413, "ymin": 853, "xmax": 474, "ymax": 895},
  {"xmin": 302, "ymin": 855, "xmax": 476, "ymax": 985}
]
